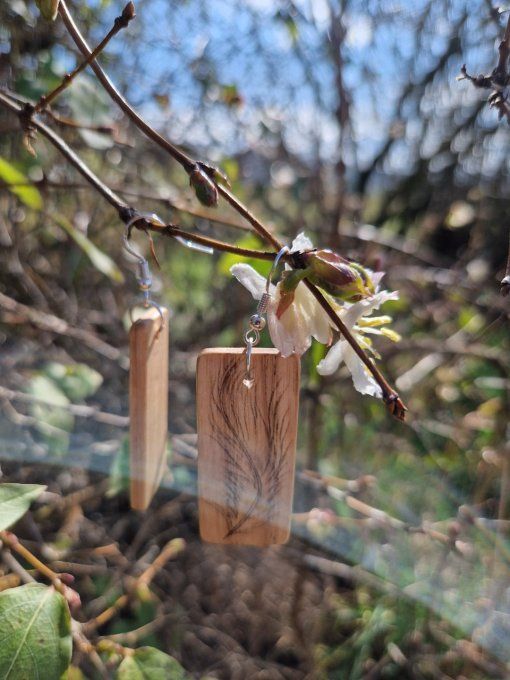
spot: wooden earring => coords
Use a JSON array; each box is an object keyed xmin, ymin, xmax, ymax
[
  {"xmin": 124, "ymin": 218, "xmax": 169, "ymax": 511},
  {"xmin": 197, "ymin": 247, "xmax": 300, "ymax": 546},
  {"xmin": 129, "ymin": 307, "xmax": 169, "ymax": 510}
]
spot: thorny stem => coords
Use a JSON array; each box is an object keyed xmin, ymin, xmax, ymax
[{"xmin": 34, "ymin": 2, "xmax": 136, "ymax": 114}]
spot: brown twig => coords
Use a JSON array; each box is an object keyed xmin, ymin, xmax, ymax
[
  {"xmin": 0, "ymin": 290, "xmax": 127, "ymax": 366},
  {"xmin": 0, "ymin": 531, "xmax": 80, "ymax": 610},
  {"xmin": 34, "ymin": 2, "xmax": 136, "ymax": 114},
  {"xmin": 0, "ymin": 91, "xmax": 131, "ymax": 218},
  {"xmin": 2, "ymin": 91, "xmax": 407, "ymax": 417},
  {"xmin": 460, "ymin": 14, "xmax": 510, "ymax": 294},
  {"xmin": 159, "ymin": 224, "xmax": 276, "ymax": 260},
  {"xmin": 58, "ymin": 1, "xmax": 196, "ymax": 174},
  {"xmin": 0, "ymin": 385, "xmax": 129, "ymax": 428},
  {"xmin": 83, "ymin": 538, "xmax": 184, "ymax": 634},
  {"xmin": 0, "ymin": 92, "xmax": 277, "ymax": 267}
]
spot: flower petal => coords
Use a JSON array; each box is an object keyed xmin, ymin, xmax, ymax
[
  {"xmin": 292, "ymin": 282, "xmax": 333, "ymax": 344},
  {"xmin": 371, "ymin": 271, "xmax": 385, "ymax": 289},
  {"xmin": 268, "ymin": 301, "xmax": 312, "ymax": 356},
  {"xmin": 342, "ymin": 290, "xmax": 399, "ymax": 329},
  {"xmin": 291, "ymin": 232, "xmax": 314, "ymax": 252},
  {"xmin": 317, "ymin": 339, "xmax": 346, "ymax": 375},
  {"xmin": 230, "ymin": 263, "xmax": 268, "ymax": 300},
  {"xmin": 344, "ymin": 347, "xmax": 383, "ymax": 398}
]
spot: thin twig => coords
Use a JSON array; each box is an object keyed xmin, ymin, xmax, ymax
[
  {"xmin": 0, "ymin": 385, "xmax": 129, "ymax": 428},
  {"xmin": 0, "ymin": 91, "xmax": 131, "ymax": 218},
  {"xmin": 0, "ymin": 290, "xmax": 127, "ymax": 366},
  {"xmin": 34, "ymin": 2, "xmax": 136, "ymax": 113},
  {"xmin": 0, "ymin": 531, "xmax": 80, "ymax": 610},
  {"xmin": 83, "ymin": 538, "xmax": 184, "ymax": 634},
  {"xmin": 160, "ymin": 224, "xmax": 276, "ymax": 260},
  {"xmin": 460, "ymin": 13, "xmax": 510, "ymax": 294},
  {"xmin": 58, "ymin": 1, "xmax": 196, "ymax": 174}
]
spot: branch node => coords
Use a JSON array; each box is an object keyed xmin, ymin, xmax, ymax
[{"xmin": 19, "ymin": 102, "xmax": 37, "ymax": 156}]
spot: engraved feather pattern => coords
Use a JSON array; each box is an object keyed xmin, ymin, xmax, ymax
[{"xmin": 198, "ymin": 350, "xmax": 299, "ymax": 544}]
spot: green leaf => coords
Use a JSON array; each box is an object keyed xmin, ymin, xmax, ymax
[
  {"xmin": 117, "ymin": 647, "xmax": 188, "ymax": 680},
  {"xmin": 0, "ymin": 483, "xmax": 46, "ymax": 530},
  {"xmin": 0, "ymin": 157, "xmax": 43, "ymax": 210},
  {"xmin": 54, "ymin": 214, "xmax": 124, "ymax": 283},
  {"xmin": 35, "ymin": 0, "xmax": 60, "ymax": 20},
  {"xmin": 26, "ymin": 374, "xmax": 73, "ymax": 457},
  {"xmin": 0, "ymin": 584, "xmax": 72, "ymax": 680}
]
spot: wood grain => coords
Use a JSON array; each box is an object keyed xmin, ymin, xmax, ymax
[
  {"xmin": 197, "ymin": 348, "xmax": 300, "ymax": 546},
  {"xmin": 129, "ymin": 307, "xmax": 169, "ymax": 511}
]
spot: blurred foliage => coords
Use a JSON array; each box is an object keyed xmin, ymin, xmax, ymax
[{"xmin": 0, "ymin": 0, "xmax": 510, "ymax": 677}]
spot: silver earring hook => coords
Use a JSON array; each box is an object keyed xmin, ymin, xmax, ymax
[
  {"xmin": 242, "ymin": 245, "xmax": 289, "ymax": 388},
  {"xmin": 267, "ymin": 245, "xmax": 290, "ymax": 293},
  {"xmin": 124, "ymin": 215, "xmax": 164, "ymax": 329}
]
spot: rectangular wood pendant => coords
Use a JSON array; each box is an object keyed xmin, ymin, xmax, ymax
[
  {"xmin": 129, "ymin": 307, "xmax": 169, "ymax": 511},
  {"xmin": 197, "ymin": 348, "xmax": 300, "ymax": 546}
]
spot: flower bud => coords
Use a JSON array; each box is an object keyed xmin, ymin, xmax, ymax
[
  {"xmin": 189, "ymin": 166, "xmax": 219, "ymax": 207},
  {"xmin": 197, "ymin": 161, "xmax": 231, "ymax": 189},
  {"xmin": 301, "ymin": 249, "xmax": 375, "ymax": 301}
]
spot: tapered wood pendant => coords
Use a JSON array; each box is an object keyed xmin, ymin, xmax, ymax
[
  {"xmin": 197, "ymin": 348, "xmax": 300, "ymax": 546},
  {"xmin": 129, "ymin": 307, "xmax": 169, "ymax": 511}
]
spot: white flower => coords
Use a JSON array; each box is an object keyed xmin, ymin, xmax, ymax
[
  {"xmin": 230, "ymin": 234, "xmax": 333, "ymax": 357},
  {"xmin": 230, "ymin": 231, "xmax": 400, "ymax": 399},
  {"xmin": 316, "ymin": 290, "xmax": 399, "ymax": 397}
]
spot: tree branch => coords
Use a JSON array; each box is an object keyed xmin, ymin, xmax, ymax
[
  {"xmin": 0, "ymin": 91, "xmax": 131, "ymax": 218},
  {"xmin": 58, "ymin": 0, "xmax": 196, "ymax": 174},
  {"xmin": 3, "ymin": 3, "xmax": 406, "ymax": 418},
  {"xmin": 34, "ymin": 2, "xmax": 136, "ymax": 113}
]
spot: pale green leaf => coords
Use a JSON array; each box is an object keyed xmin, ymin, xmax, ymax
[
  {"xmin": 26, "ymin": 374, "xmax": 73, "ymax": 457},
  {"xmin": 0, "ymin": 584, "xmax": 72, "ymax": 680},
  {"xmin": 54, "ymin": 214, "xmax": 124, "ymax": 283},
  {"xmin": 35, "ymin": 0, "xmax": 60, "ymax": 20},
  {"xmin": 117, "ymin": 647, "xmax": 188, "ymax": 680},
  {"xmin": 0, "ymin": 483, "xmax": 46, "ymax": 530},
  {"xmin": 43, "ymin": 362, "xmax": 103, "ymax": 401},
  {"xmin": 67, "ymin": 78, "xmax": 114, "ymax": 150},
  {"xmin": 0, "ymin": 157, "xmax": 43, "ymax": 210}
]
